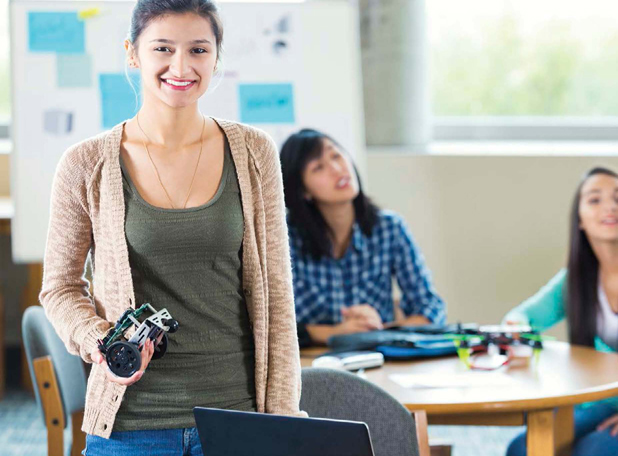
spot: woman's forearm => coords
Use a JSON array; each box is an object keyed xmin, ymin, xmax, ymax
[
  {"xmin": 388, "ymin": 314, "xmax": 431, "ymax": 328},
  {"xmin": 305, "ymin": 324, "xmax": 339, "ymax": 345}
]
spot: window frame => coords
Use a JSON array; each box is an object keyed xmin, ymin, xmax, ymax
[{"xmin": 433, "ymin": 117, "xmax": 618, "ymax": 142}]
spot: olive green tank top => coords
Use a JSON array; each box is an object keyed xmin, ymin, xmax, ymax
[{"xmin": 114, "ymin": 141, "xmax": 256, "ymax": 431}]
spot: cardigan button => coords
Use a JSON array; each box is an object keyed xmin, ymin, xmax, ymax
[{"xmin": 244, "ymin": 288, "xmax": 252, "ymax": 296}]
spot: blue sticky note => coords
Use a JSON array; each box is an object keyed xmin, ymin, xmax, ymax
[
  {"xmin": 238, "ymin": 83, "xmax": 295, "ymax": 124},
  {"xmin": 28, "ymin": 12, "xmax": 85, "ymax": 54},
  {"xmin": 57, "ymin": 54, "xmax": 92, "ymax": 88},
  {"xmin": 99, "ymin": 73, "xmax": 141, "ymax": 128}
]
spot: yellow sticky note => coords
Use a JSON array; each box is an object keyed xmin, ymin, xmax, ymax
[{"xmin": 78, "ymin": 8, "xmax": 101, "ymax": 20}]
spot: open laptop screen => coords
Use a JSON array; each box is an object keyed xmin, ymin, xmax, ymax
[{"xmin": 193, "ymin": 407, "xmax": 375, "ymax": 456}]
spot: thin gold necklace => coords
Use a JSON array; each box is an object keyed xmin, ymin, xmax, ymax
[{"xmin": 136, "ymin": 112, "xmax": 206, "ymax": 209}]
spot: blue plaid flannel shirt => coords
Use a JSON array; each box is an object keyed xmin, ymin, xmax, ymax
[{"xmin": 289, "ymin": 210, "xmax": 446, "ymax": 325}]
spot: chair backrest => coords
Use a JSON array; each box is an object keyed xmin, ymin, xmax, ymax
[
  {"xmin": 300, "ymin": 368, "xmax": 421, "ymax": 456},
  {"xmin": 22, "ymin": 306, "xmax": 87, "ymax": 427}
]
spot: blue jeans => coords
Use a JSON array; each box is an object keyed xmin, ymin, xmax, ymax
[
  {"xmin": 506, "ymin": 403, "xmax": 618, "ymax": 456},
  {"xmin": 83, "ymin": 427, "xmax": 203, "ymax": 456}
]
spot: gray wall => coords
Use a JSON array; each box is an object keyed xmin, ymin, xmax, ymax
[{"xmin": 366, "ymin": 152, "xmax": 618, "ymax": 340}]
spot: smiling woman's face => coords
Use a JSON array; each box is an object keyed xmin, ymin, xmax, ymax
[
  {"xmin": 127, "ymin": 13, "xmax": 218, "ymax": 109},
  {"xmin": 578, "ymin": 173, "xmax": 618, "ymax": 243}
]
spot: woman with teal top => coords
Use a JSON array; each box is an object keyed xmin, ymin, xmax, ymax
[{"xmin": 505, "ymin": 167, "xmax": 618, "ymax": 456}]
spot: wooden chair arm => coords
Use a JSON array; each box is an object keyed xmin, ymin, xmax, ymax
[
  {"xmin": 33, "ymin": 356, "xmax": 64, "ymax": 456},
  {"xmin": 411, "ymin": 409, "xmax": 431, "ymax": 456}
]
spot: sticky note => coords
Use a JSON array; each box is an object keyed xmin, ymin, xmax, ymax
[
  {"xmin": 78, "ymin": 8, "xmax": 101, "ymax": 20},
  {"xmin": 238, "ymin": 83, "xmax": 295, "ymax": 124},
  {"xmin": 57, "ymin": 54, "xmax": 92, "ymax": 88},
  {"xmin": 100, "ymin": 73, "xmax": 141, "ymax": 129},
  {"xmin": 28, "ymin": 12, "xmax": 85, "ymax": 54}
]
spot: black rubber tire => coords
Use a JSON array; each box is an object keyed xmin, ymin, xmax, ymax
[
  {"xmin": 151, "ymin": 333, "xmax": 168, "ymax": 360},
  {"xmin": 106, "ymin": 341, "xmax": 141, "ymax": 378}
]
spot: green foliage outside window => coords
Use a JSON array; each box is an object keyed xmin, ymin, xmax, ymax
[{"xmin": 431, "ymin": 7, "xmax": 618, "ymax": 116}]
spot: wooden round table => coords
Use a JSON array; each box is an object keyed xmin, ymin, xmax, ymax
[{"xmin": 301, "ymin": 341, "xmax": 618, "ymax": 456}]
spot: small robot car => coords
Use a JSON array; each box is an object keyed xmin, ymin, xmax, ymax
[{"xmin": 97, "ymin": 303, "xmax": 179, "ymax": 378}]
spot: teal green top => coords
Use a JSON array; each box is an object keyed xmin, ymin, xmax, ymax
[
  {"xmin": 113, "ymin": 143, "xmax": 257, "ymax": 431},
  {"xmin": 505, "ymin": 269, "xmax": 618, "ymax": 409}
]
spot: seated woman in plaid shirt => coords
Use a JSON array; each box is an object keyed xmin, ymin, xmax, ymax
[{"xmin": 280, "ymin": 129, "xmax": 446, "ymax": 346}]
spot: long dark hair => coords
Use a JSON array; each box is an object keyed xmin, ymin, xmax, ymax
[
  {"xmin": 280, "ymin": 129, "xmax": 379, "ymax": 259},
  {"xmin": 567, "ymin": 166, "xmax": 618, "ymax": 346},
  {"xmin": 128, "ymin": 0, "xmax": 224, "ymax": 60}
]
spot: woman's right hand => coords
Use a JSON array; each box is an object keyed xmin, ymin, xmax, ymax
[
  {"xmin": 341, "ymin": 304, "xmax": 383, "ymax": 330},
  {"xmin": 91, "ymin": 339, "xmax": 155, "ymax": 386}
]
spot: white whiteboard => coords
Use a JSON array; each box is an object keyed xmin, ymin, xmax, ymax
[{"xmin": 10, "ymin": 0, "xmax": 365, "ymax": 263}]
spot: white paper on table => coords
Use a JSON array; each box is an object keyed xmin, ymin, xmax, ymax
[{"xmin": 389, "ymin": 372, "xmax": 517, "ymax": 389}]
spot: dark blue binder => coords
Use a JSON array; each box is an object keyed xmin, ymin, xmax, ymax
[{"xmin": 327, "ymin": 325, "xmax": 467, "ymax": 360}]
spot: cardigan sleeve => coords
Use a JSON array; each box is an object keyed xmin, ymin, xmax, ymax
[
  {"xmin": 39, "ymin": 148, "xmax": 111, "ymax": 363},
  {"xmin": 502, "ymin": 269, "xmax": 567, "ymax": 332},
  {"xmin": 255, "ymin": 131, "xmax": 306, "ymax": 417}
]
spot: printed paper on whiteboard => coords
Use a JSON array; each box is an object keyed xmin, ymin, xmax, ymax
[
  {"xmin": 238, "ymin": 83, "xmax": 295, "ymax": 124},
  {"xmin": 28, "ymin": 12, "xmax": 85, "ymax": 54},
  {"xmin": 43, "ymin": 110, "xmax": 73, "ymax": 135},
  {"xmin": 57, "ymin": 54, "xmax": 92, "ymax": 88},
  {"xmin": 99, "ymin": 73, "xmax": 141, "ymax": 129}
]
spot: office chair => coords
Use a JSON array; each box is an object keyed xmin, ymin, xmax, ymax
[
  {"xmin": 300, "ymin": 367, "xmax": 431, "ymax": 456},
  {"xmin": 22, "ymin": 305, "xmax": 87, "ymax": 456}
]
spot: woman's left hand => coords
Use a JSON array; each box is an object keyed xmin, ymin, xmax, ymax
[
  {"xmin": 91, "ymin": 338, "xmax": 155, "ymax": 386},
  {"xmin": 597, "ymin": 413, "xmax": 618, "ymax": 437}
]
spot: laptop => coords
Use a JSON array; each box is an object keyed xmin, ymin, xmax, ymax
[{"xmin": 193, "ymin": 407, "xmax": 375, "ymax": 456}]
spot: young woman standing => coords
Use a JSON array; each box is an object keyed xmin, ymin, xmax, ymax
[{"xmin": 40, "ymin": 1, "xmax": 303, "ymax": 454}]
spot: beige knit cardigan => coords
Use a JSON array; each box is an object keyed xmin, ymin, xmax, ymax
[{"xmin": 39, "ymin": 118, "xmax": 304, "ymax": 438}]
